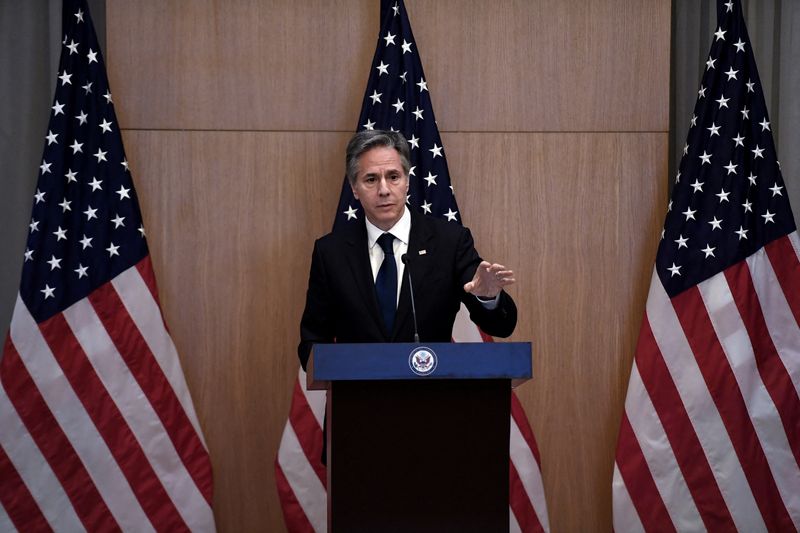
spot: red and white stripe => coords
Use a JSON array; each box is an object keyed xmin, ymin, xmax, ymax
[
  {"xmin": 613, "ymin": 232, "xmax": 800, "ymax": 532},
  {"xmin": 0, "ymin": 258, "xmax": 216, "ymax": 532},
  {"xmin": 276, "ymin": 303, "xmax": 550, "ymax": 532},
  {"xmin": 275, "ymin": 368, "xmax": 328, "ymax": 533}
]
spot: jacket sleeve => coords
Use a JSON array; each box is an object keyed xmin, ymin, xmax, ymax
[{"xmin": 297, "ymin": 239, "xmax": 335, "ymax": 370}]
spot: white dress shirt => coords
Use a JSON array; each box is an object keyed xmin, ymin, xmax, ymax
[{"xmin": 365, "ymin": 208, "xmax": 410, "ymax": 306}]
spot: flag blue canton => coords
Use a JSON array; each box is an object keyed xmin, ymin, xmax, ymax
[
  {"xmin": 333, "ymin": 0, "xmax": 461, "ymax": 231},
  {"xmin": 657, "ymin": 0, "xmax": 796, "ymax": 297},
  {"xmin": 20, "ymin": 0, "xmax": 148, "ymax": 323}
]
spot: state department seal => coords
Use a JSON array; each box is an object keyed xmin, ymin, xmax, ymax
[{"xmin": 409, "ymin": 346, "xmax": 437, "ymax": 376}]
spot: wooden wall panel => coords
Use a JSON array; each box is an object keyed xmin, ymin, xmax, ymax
[
  {"xmin": 107, "ymin": 0, "xmax": 669, "ymax": 133},
  {"xmin": 415, "ymin": 0, "xmax": 670, "ymax": 132},
  {"xmin": 445, "ymin": 132, "xmax": 667, "ymax": 530},
  {"xmin": 122, "ymin": 129, "xmax": 667, "ymax": 532},
  {"xmin": 107, "ymin": 0, "xmax": 375, "ymax": 132},
  {"xmin": 121, "ymin": 130, "xmax": 348, "ymax": 532}
]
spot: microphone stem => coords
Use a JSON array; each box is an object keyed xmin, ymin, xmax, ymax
[{"xmin": 402, "ymin": 254, "xmax": 421, "ymax": 344}]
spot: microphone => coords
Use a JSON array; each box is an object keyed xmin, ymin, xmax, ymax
[{"xmin": 401, "ymin": 254, "xmax": 420, "ymax": 343}]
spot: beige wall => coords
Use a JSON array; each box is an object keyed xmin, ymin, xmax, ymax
[{"xmin": 107, "ymin": 1, "xmax": 670, "ymax": 531}]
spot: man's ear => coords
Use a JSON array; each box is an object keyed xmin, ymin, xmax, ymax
[{"xmin": 350, "ymin": 182, "xmax": 359, "ymax": 200}]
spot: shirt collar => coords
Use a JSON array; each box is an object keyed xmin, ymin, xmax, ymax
[{"xmin": 365, "ymin": 207, "xmax": 411, "ymax": 248}]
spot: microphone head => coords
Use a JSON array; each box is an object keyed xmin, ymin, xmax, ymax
[{"xmin": 401, "ymin": 253, "xmax": 409, "ymax": 265}]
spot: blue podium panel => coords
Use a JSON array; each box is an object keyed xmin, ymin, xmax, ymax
[{"xmin": 307, "ymin": 342, "xmax": 531, "ymax": 390}]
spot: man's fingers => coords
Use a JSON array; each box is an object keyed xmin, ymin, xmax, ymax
[{"xmin": 469, "ymin": 262, "xmax": 515, "ymax": 294}]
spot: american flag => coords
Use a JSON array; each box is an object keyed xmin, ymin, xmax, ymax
[
  {"xmin": 275, "ymin": 1, "xmax": 550, "ymax": 531},
  {"xmin": 0, "ymin": 1, "xmax": 216, "ymax": 531},
  {"xmin": 613, "ymin": 0, "xmax": 800, "ymax": 530}
]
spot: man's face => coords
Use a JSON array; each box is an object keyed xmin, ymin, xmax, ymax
[{"xmin": 351, "ymin": 146, "xmax": 409, "ymax": 231}]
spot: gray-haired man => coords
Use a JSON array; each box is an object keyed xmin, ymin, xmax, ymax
[{"xmin": 298, "ymin": 130, "xmax": 518, "ymax": 369}]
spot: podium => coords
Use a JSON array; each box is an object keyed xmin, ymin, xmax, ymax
[{"xmin": 307, "ymin": 342, "xmax": 531, "ymax": 533}]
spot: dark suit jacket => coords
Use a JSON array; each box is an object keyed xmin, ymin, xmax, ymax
[{"xmin": 298, "ymin": 210, "xmax": 517, "ymax": 369}]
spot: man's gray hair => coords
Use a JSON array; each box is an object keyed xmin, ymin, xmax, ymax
[{"xmin": 345, "ymin": 130, "xmax": 411, "ymax": 185}]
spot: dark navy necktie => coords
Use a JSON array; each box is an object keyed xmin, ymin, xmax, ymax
[{"xmin": 375, "ymin": 233, "xmax": 397, "ymax": 333}]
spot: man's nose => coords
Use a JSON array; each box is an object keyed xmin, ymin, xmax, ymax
[{"xmin": 378, "ymin": 177, "xmax": 390, "ymax": 195}]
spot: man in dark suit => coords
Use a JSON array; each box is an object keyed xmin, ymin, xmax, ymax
[{"xmin": 298, "ymin": 130, "xmax": 517, "ymax": 369}]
